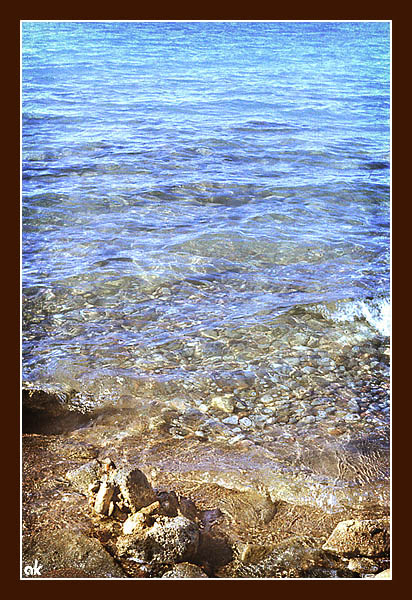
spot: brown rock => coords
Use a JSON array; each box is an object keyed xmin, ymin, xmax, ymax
[
  {"xmin": 22, "ymin": 530, "xmax": 126, "ymax": 578},
  {"xmin": 157, "ymin": 490, "xmax": 179, "ymax": 517},
  {"xmin": 65, "ymin": 460, "xmax": 101, "ymax": 494},
  {"xmin": 117, "ymin": 515, "xmax": 200, "ymax": 564},
  {"xmin": 94, "ymin": 480, "xmax": 115, "ymax": 515},
  {"xmin": 111, "ymin": 466, "xmax": 157, "ymax": 513},
  {"xmin": 322, "ymin": 518, "xmax": 390, "ymax": 558}
]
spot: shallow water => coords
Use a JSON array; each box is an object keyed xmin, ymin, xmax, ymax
[{"xmin": 22, "ymin": 21, "xmax": 390, "ymax": 512}]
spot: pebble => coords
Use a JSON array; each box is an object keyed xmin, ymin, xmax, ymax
[
  {"xmin": 347, "ymin": 400, "xmax": 360, "ymax": 413},
  {"xmin": 211, "ymin": 395, "xmax": 235, "ymax": 413},
  {"xmin": 239, "ymin": 417, "xmax": 252, "ymax": 428},
  {"xmin": 345, "ymin": 414, "xmax": 361, "ymax": 422},
  {"xmin": 299, "ymin": 415, "xmax": 316, "ymax": 425},
  {"xmin": 222, "ymin": 415, "xmax": 239, "ymax": 426},
  {"xmin": 228, "ymin": 434, "xmax": 245, "ymax": 444}
]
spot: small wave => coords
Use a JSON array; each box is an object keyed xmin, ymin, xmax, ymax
[{"xmin": 317, "ymin": 297, "xmax": 391, "ymax": 337}]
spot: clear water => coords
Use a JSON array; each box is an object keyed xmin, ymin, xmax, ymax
[{"xmin": 22, "ymin": 21, "xmax": 391, "ymax": 512}]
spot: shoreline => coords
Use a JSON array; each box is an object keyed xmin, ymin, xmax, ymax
[{"xmin": 21, "ymin": 389, "xmax": 390, "ymax": 579}]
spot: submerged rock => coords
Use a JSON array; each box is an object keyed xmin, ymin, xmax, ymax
[
  {"xmin": 322, "ymin": 518, "xmax": 390, "ymax": 558},
  {"xmin": 117, "ymin": 515, "xmax": 200, "ymax": 564}
]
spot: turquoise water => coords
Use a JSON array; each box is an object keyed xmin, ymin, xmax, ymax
[{"xmin": 22, "ymin": 21, "xmax": 390, "ymax": 511}]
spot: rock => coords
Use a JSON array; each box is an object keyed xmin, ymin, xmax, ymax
[
  {"xmin": 162, "ymin": 562, "xmax": 208, "ymax": 578},
  {"xmin": 117, "ymin": 515, "xmax": 200, "ymax": 564},
  {"xmin": 178, "ymin": 497, "xmax": 199, "ymax": 521},
  {"xmin": 211, "ymin": 396, "xmax": 235, "ymax": 413},
  {"xmin": 123, "ymin": 511, "xmax": 146, "ymax": 535},
  {"xmin": 347, "ymin": 557, "xmax": 380, "ymax": 574},
  {"xmin": 237, "ymin": 542, "xmax": 273, "ymax": 564},
  {"xmin": 22, "ymin": 529, "xmax": 126, "ymax": 578},
  {"xmin": 322, "ymin": 518, "xmax": 390, "ymax": 558},
  {"xmin": 94, "ymin": 480, "xmax": 115, "ymax": 515},
  {"xmin": 65, "ymin": 460, "xmax": 101, "ymax": 494},
  {"xmin": 217, "ymin": 535, "xmax": 349, "ymax": 578},
  {"xmin": 374, "ymin": 568, "xmax": 391, "ymax": 579},
  {"xmin": 222, "ymin": 415, "xmax": 239, "ymax": 426},
  {"xmin": 123, "ymin": 501, "xmax": 161, "ymax": 534},
  {"xmin": 111, "ymin": 466, "xmax": 157, "ymax": 513},
  {"xmin": 157, "ymin": 490, "xmax": 179, "ymax": 517}
]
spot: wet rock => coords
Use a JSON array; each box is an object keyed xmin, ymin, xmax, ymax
[
  {"xmin": 65, "ymin": 460, "xmax": 101, "ymax": 494},
  {"xmin": 223, "ymin": 415, "xmax": 239, "ymax": 426},
  {"xmin": 217, "ymin": 535, "xmax": 349, "ymax": 578},
  {"xmin": 347, "ymin": 557, "xmax": 380, "ymax": 574},
  {"xmin": 111, "ymin": 466, "xmax": 157, "ymax": 513},
  {"xmin": 162, "ymin": 562, "xmax": 208, "ymax": 578},
  {"xmin": 22, "ymin": 388, "xmax": 92, "ymax": 434},
  {"xmin": 322, "ymin": 518, "xmax": 390, "ymax": 558},
  {"xmin": 117, "ymin": 515, "xmax": 200, "ymax": 564},
  {"xmin": 22, "ymin": 529, "xmax": 126, "ymax": 578}
]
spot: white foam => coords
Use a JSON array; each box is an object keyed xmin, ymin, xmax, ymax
[{"xmin": 331, "ymin": 297, "xmax": 391, "ymax": 337}]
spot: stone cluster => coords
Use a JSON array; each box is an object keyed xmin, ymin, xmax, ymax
[{"xmin": 66, "ymin": 458, "xmax": 208, "ymax": 577}]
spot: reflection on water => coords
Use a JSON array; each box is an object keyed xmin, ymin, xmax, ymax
[{"xmin": 22, "ymin": 21, "xmax": 390, "ymax": 513}]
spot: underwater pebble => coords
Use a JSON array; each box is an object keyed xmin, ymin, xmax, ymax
[
  {"xmin": 211, "ymin": 396, "xmax": 235, "ymax": 413},
  {"xmin": 239, "ymin": 417, "xmax": 252, "ymax": 429},
  {"xmin": 228, "ymin": 434, "xmax": 245, "ymax": 444},
  {"xmin": 222, "ymin": 415, "xmax": 239, "ymax": 426},
  {"xmin": 299, "ymin": 415, "xmax": 316, "ymax": 424},
  {"xmin": 345, "ymin": 413, "xmax": 361, "ymax": 422}
]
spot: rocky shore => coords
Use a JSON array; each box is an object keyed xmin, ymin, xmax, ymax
[{"xmin": 22, "ymin": 389, "xmax": 390, "ymax": 579}]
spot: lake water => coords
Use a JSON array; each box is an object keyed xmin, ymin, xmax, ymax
[{"xmin": 22, "ymin": 21, "xmax": 391, "ymax": 513}]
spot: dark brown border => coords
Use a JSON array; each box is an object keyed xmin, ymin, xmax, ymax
[{"xmin": 12, "ymin": 11, "xmax": 401, "ymax": 591}]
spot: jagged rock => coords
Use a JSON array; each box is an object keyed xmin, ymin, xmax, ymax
[
  {"xmin": 347, "ymin": 557, "xmax": 380, "ymax": 574},
  {"xmin": 322, "ymin": 518, "xmax": 390, "ymax": 558},
  {"xmin": 374, "ymin": 569, "xmax": 391, "ymax": 579},
  {"xmin": 110, "ymin": 466, "xmax": 157, "ymax": 513},
  {"xmin": 94, "ymin": 480, "xmax": 115, "ymax": 515},
  {"xmin": 117, "ymin": 515, "xmax": 200, "ymax": 564},
  {"xmin": 123, "ymin": 511, "xmax": 147, "ymax": 535},
  {"xmin": 217, "ymin": 536, "xmax": 350, "ymax": 578},
  {"xmin": 236, "ymin": 542, "xmax": 274, "ymax": 564},
  {"xmin": 22, "ymin": 529, "xmax": 126, "ymax": 578},
  {"xmin": 65, "ymin": 460, "xmax": 101, "ymax": 494},
  {"xmin": 122, "ymin": 502, "xmax": 161, "ymax": 534},
  {"xmin": 162, "ymin": 562, "xmax": 208, "ymax": 578}
]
